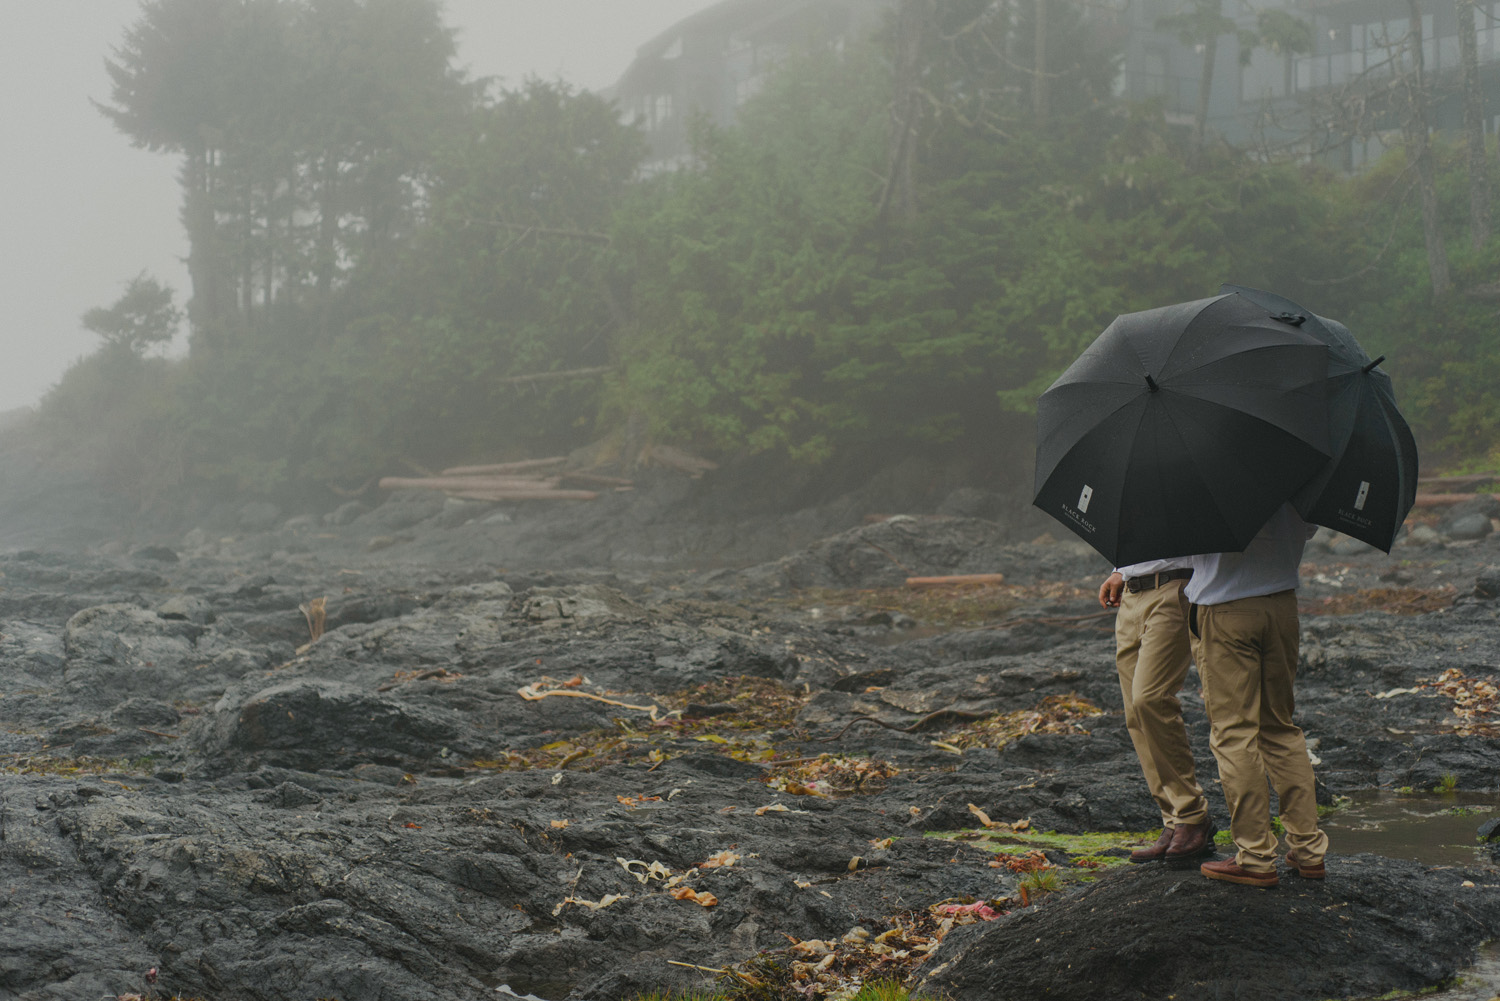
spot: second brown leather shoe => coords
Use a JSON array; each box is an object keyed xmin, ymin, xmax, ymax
[
  {"xmin": 1129, "ymin": 827, "xmax": 1174, "ymax": 863},
  {"xmin": 1285, "ymin": 852, "xmax": 1326, "ymax": 879},
  {"xmin": 1201, "ymin": 858, "xmax": 1279, "ymax": 887},
  {"xmin": 1163, "ymin": 819, "xmax": 1216, "ymax": 860}
]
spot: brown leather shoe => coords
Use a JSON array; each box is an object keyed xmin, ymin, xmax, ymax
[
  {"xmin": 1163, "ymin": 819, "xmax": 1216, "ymax": 860},
  {"xmin": 1201, "ymin": 858, "xmax": 1279, "ymax": 887},
  {"xmin": 1129, "ymin": 827, "xmax": 1174, "ymax": 863},
  {"xmin": 1285, "ymin": 852, "xmax": 1326, "ymax": 879}
]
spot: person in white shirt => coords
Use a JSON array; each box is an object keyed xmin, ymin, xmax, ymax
[
  {"xmin": 1187, "ymin": 502, "xmax": 1329, "ymax": 888},
  {"xmin": 1099, "ymin": 559, "xmax": 1214, "ymax": 862}
]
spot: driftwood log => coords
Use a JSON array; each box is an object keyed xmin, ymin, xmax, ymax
[
  {"xmin": 439, "ymin": 458, "xmax": 568, "ymax": 477},
  {"xmin": 450, "ymin": 489, "xmax": 599, "ymax": 502},
  {"xmin": 1413, "ymin": 493, "xmax": 1483, "ymax": 507},
  {"xmin": 378, "ymin": 475, "xmax": 563, "ymax": 492},
  {"xmin": 905, "ymin": 574, "xmax": 1006, "ymax": 588}
]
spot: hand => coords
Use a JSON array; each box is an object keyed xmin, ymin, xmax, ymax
[{"xmin": 1099, "ymin": 572, "xmax": 1124, "ymax": 609}]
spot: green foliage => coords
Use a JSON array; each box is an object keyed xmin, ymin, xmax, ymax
[
  {"xmin": 1435, "ymin": 772, "xmax": 1459, "ymax": 793},
  {"xmin": 850, "ymin": 982, "xmax": 941, "ymax": 1001},
  {"xmin": 47, "ymin": 0, "xmax": 1500, "ymax": 500},
  {"xmin": 80, "ymin": 272, "xmax": 182, "ymax": 353},
  {"xmin": 718, "ymin": 955, "xmax": 797, "ymax": 1001},
  {"xmin": 36, "ymin": 347, "xmax": 189, "ymax": 505}
]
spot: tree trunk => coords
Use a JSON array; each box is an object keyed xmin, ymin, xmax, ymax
[
  {"xmin": 1032, "ymin": 0, "xmax": 1048, "ymax": 125},
  {"xmin": 1406, "ymin": 0, "xmax": 1451, "ymax": 296},
  {"xmin": 1192, "ymin": 28, "xmax": 1219, "ymax": 162},
  {"xmin": 1458, "ymin": 0, "xmax": 1491, "ymax": 250},
  {"xmin": 316, "ymin": 152, "xmax": 339, "ymax": 297},
  {"xmin": 180, "ymin": 146, "xmax": 232, "ymax": 347},
  {"xmin": 877, "ymin": 0, "xmax": 927, "ymax": 227}
]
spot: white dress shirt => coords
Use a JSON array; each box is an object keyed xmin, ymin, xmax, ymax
[
  {"xmin": 1184, "ymin": 503, "xmax": 1316, "ymax": 606},
  {"xmin": 1116, "ymin": 558, "xmax": 1193, "ymax": 578}
]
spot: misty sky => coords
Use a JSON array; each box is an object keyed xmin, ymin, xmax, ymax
[{"xmin": 0, "ymin": 0, "xmax": 709, "ymax": 412}]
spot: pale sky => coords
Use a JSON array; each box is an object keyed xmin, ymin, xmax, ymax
[{"xmin": 0, "ymin": 0, "xmax": 710, "ymax": 410}]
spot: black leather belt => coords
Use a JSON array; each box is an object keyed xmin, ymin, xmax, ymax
[{"xmin": 1125, "ymin": 568, "xmax": 1193, "ymax": 593}]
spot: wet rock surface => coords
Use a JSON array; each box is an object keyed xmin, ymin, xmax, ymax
[
  {"xmin": 917, "ymin": 855, "xmax": 1500, "ymax": 1001},
  {"xmin": 0, "ymin": 471, "xmax": 1498, "ymax": 1000}
]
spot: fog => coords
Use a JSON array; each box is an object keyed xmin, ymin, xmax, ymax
[{"xmin": 0, "ymin": 0, "xmax": 708, "ymax": 412}]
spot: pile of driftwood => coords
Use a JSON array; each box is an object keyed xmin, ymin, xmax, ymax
[
  {"xmin": 378, "ymin": 458, "xmax": 629, "ymax": 502},
  {"xmin": 1414, "ymin": 473, "xmax": 1500, "ymax": 508},
  {"xmin": 375, "ymin": 446, "xmax": 719, "ymax": 503}
]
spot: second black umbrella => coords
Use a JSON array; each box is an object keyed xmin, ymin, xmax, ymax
[{"xmin": 1034, "ymin": 292, "xmax": 1332, "ymax": 566}]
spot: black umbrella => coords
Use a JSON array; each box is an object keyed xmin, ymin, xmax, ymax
[
  {"xmin": 1220, "ymin": 284, "xmax": 1419, "ymax": 552},
  {"xmin": 1033, "ymin": 292, "xmax": 1332, "ymax": 566}
]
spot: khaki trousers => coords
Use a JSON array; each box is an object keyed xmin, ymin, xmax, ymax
[
  {"xmin": 1115, "ymin": 578, "xmax": 1208, "ymax": 828},
  {"xmin": 1192, "ymin": 590, "xmax": 1328, "ymax": 872}
]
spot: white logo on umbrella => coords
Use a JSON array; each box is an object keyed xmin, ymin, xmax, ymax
[
  {"xmin": 1078, "ymin": 485, "xmax": 1093, "ymax": 513},
  {"xmin": 1354, "ymin": 481, "xmax": 1370, "ymax": 511}
]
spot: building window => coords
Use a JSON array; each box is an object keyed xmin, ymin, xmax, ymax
[{"xmin": 1241, "ymin": 46, "xmax": 1287, "ymax": 100}]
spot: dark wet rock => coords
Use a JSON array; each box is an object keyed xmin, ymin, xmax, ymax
[
  {"xmin": 3, "ymin": 479, "xmax": 1500, "ymax": 999},
  {"xmin": 1445, "ymin": 493, "xmax": 1500, "ymax": 524},
  {"xmin": 918, "ymin": 856, "xmax": 1500, "ymax": 1001},
  {"xmin": 741, "ymin": 518, "xmax": 1109, "ymax": 591},
  {"xmin": 327, "ymin": 499, "xmax": 370, "ymax": 525},
  {"xmin": 1331, "ymin": 534, "xmax": 1377, "ymax": 556},
  {"xmin": 1475, "ymin": 565, "xmax": 1500, "ymax": 599},
  {"xmin": 131, "ymin": 544, "xmax": 179, "ymax": 563},
  {"xmin": 1448, "ymin": 513, "xmax": 1494, "ymax": 541},
  {"xmin": 1401, "ymin": 523, "xmax": 1444, "ymax": 546},
  {"xmin": 193, "ymin": 680, "xmax": 485, "ymax": 774},
  {"xmin": 156, "ymin": 593, "xmax": 216, "ymax": 623},
  {"xmin": 356, "ymin": 490, "xmax": 447, "ymax": 532}
]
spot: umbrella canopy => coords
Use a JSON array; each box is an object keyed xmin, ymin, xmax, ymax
[
  {"xmin": 1220, "ymin": 284, "xmax": 1419, "ymax": 552},
  {"xmin": 1033, "ymin": 292, "xmax": 1332, "ymax": 566}
]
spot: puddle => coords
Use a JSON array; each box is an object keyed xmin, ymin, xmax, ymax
[
  {"xmin": 1343, "ymin": 939, "xmax": 1500, "ymax": 1001},
  {"xmin": 1318, "ymin": 792, "xmax": 1500, "ymax": 998},
  {"xmin": 1319, "ymin": 790, "xmax": 1498, "ymax": 867}
]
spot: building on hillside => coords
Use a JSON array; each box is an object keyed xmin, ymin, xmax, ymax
[
  {"xmin": 612, "ymin": 0, "xmax": 1500, "ymax": 173},
  {"xmin": 1116, "ymin": 0, "xmax": 1500, "ymax": 169},
  {"xmin": 607, "ymin": 0, "xmax": 888, "ymax": 171}
]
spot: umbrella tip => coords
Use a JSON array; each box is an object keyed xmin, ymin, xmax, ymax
[
  {"xmin": 1271, "ymin": 311, "xmax": 1307, "ymax": 326},
  {"xmin": 1362, "ymin": 355, "xmax": 1386, "ymax": 374},
  {"xmin": 1145, "ymin": 374, "xmax": 1160, "ymax": 393}
]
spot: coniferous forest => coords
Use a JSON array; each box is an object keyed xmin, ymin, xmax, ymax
[{"xmin": 45, "ymin": 0, "xmax": 1500, "ymax": 505}]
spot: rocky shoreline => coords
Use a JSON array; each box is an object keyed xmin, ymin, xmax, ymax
[{"xmin": 2, "ymin": 468, "xmax": 1499, "ymax": 1000}]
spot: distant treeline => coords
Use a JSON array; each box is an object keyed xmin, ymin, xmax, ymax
[{"xmin": 42, "ymin": 0, "xmax": 1500, "ymax": 503}]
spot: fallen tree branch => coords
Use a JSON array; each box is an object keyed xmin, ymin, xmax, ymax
[
  {"xmin": 517, "ymin": 685, "xmax": 660, "ymax": 720},
  {"xmin": 817, "ymin": 708, "xmax": 997, "ymax": 743}
]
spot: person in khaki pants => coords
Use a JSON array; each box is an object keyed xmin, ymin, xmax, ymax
[
  {"xmin": 1187, "ymin": 502, "xmax": 1329, "ymax": 888},
  {"xmin": 1100, "ymin": 560, "xmax": 1215, "ymax": 862}
]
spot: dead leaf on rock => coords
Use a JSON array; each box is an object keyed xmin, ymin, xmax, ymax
[
  {"xmin": 552, "ymin": 893, "xmax": 626, "ymax": 916},
  {"xmin": 668, "ymin": 886, "xmax": 718, "ymax": 907},
  {"xmin": 550, "ymin": 819, "xmax": 569, "ymax": 829},
  {"xmin": 700, "ymin": 849, "xmax": 741, "ymax": 868},
  {"xmin": 616, "ymin": 857, "xmax": 672, "ymax": 884}
]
